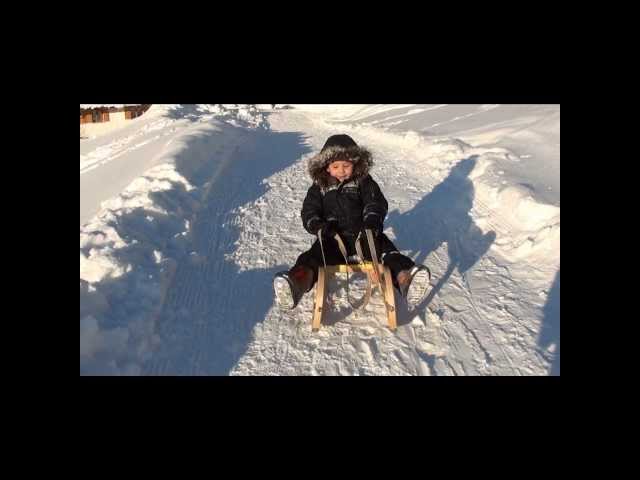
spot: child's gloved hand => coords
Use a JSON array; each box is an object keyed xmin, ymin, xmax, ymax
[
  {"xmin": 320, "ymin": 221, "xmax": 339, "ymax": 239},
  {"xmin": 362, "ymin": 217, "xmax": 382, "ymax": 237},
  {"xmin": 310, "ymin": 219, "xmax": 338, "ymax": 238},
  {"xmin": 308, "ymin": 218, "xmax": 323, "ymax": 233}
]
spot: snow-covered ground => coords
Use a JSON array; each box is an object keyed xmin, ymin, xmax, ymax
[
  {"xmin": 80, "ymin": 104, "xmax": 269, "ymax": 226},
  {"xmin": 80, "ymin": 104, "xmax": 560, "ymax": 375}
]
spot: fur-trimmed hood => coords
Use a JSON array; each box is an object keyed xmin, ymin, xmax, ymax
[{"xmin": 307, "ymin": 144, "xmax": 374, "ymax": 189}]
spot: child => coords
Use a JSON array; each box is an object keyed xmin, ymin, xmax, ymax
[{"xmin": 273, "ymin": 134, "xmax": 431, "ymax": 310}]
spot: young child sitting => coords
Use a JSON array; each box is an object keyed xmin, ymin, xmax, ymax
[{"xmin": 273, "ymin": 134, "xmax": 431, "ymax": 310}]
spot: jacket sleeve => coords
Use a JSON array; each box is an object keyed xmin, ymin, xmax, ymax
[
  {"xmin": 301, "ymin": 184, "xmax": 325, "ymax": 234},
  {"xmin": 360, "ymin": 175, "xmax": 388, "ymax": 226}
]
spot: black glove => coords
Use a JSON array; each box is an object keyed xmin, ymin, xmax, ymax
[
  {"xmin": 308, "ymin": 218, "xmax": 323, "ymax": 234},
  {"xmin": 362, "ymin": 216, "xmax": 382, "ymax": 237},
  {"xmin": 310, "ymin": 219, "xmax": 338, "ymax": 238},
  {"xmin": 320, "ymin": 221, "xmax": 339, "ymax": 239}
]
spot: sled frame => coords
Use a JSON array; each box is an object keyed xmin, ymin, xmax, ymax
[{"xmin": 312, "ymin": 261, "xmax": 397, "ymax": 332}]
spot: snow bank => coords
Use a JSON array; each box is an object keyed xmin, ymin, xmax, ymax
[
  {"xmin": 80, "ymin": 105, "xmax": 269, "ymax": 374},
  {"xmin": 481, "ymin": 183, "xmax": 560, "ymax": 261},
  {"xmin": 80, "ymin": 158, "xmax": 196, "ymax": 374}
]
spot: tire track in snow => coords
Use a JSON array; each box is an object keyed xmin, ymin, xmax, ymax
[
  {"xmin": 142, "ymin": 138, "xmax": 244, "ymax": 375},
  {"xmin": 143, "ymin": 125, "xmax": 311, "ymax": 375}
]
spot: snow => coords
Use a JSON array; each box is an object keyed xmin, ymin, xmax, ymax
[
  {"xmin": 307, "ymin": 104, "xmax": 560, "ymax": 207},
  {"xmin": 80, "ymin": 104, "xmax": 560, "ymax": 376},
  {"xmin": 80, "ymin": 104, "xmax": 268, "ymax": 225}
]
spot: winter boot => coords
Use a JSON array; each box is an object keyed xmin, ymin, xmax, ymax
[
  {"xmin": 273, "ymin": 265, "xmax": 314, "ymax": 310},
  {"xmin": 397, "ymin": 265, "xmax": 432, "ymax": 307}
]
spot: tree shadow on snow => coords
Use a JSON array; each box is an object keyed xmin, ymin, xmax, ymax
[
  {"xmin": 80, "ymin": 119, "xmax": 312, "ymax": 375},
  {"xmin": 385, "ymin": 155, "xmax": 496, "ymax": 327}
]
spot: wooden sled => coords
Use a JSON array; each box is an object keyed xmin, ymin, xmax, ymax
[{"xmin": 311, "ymin": 261, "xmax": 397, "ymax": 332}]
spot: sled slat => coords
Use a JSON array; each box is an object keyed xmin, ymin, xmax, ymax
[
  {"xmin": 326, "ymin": 262, "xmax": 377, "ymax": 274},
  {"xmin": 382, "ymin": 266, "xmax": 397, "ymax": 331},
  {"xmin": 312, "ymin": 267, "xmax": 326, "ymax": 332}
]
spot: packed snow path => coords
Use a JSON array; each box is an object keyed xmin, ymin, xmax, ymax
[{"xmin": 80, "ymin": 106, "xmax": 559, "ymax": 375}]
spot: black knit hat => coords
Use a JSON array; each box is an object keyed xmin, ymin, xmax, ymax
[{"xmin": 320, "ymin": 134, "xmax": 358, "ymax": 153}]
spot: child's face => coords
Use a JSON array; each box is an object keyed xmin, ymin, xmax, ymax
[{"xmin": 326, "ymin": 160, "xmax": 354, "ymax": 182}]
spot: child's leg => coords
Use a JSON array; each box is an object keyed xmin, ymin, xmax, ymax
[
  {"xmin": 274, "ymin": 239, "xmax": 351, "ymax": 309},
  {"xmin": 292, "ymin": 239, "xmax": 345, "ymax": 287},
  {"xmin": 273, "ymin": 244, "xmax": 321, "ymax": 310},
  {"xmin": 291, "ymin": 249, "xmax": 320, "ymax": 290},
  {"xmin": 375, "ymin": 234, "xmax": 431, "ymax": 303},
  {"xmin": 375, "ymin": 234, "xmax": 415, "ymax": 287}
]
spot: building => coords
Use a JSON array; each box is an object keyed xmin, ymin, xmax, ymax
[{"xmin": 80, "ymin": 104, "xmax": 151, "ymax": 138}]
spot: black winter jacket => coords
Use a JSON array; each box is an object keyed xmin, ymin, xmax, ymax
[
  {"xmin": 301, "ymin": 174, "xmax": 388, "ymax": 236},
  {"xmin": 301, "ymin": 137, "xmax": 387, "ymax": 237}
]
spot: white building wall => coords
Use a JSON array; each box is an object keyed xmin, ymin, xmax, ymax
[{"xmin": 80, "ymin": 111, "xmax": 129, "ymax": 138}]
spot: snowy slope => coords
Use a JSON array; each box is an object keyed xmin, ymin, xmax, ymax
[
  {"xmin": 80, "ymin": 104, "xmax": 268, "ymax": 226},
  {"xmin": 80, "ymin": 104, "xmax": 559, "ymax": 376},
  {"xmin": 295, "ymin": 104, "xmax": 560, "ymax": 206}
]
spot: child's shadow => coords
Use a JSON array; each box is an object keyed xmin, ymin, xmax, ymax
[{"xmin": 386, "ymin": 155, "xmax": 496, "ymax": 326}]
